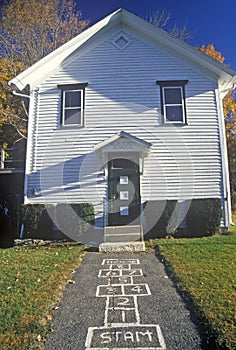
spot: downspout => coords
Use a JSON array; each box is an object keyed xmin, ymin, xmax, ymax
[
  {"xmin": 22, "ymin": 88, "xmax": 39, "ymax": 203},
  {"xmin": 215, "ymin": 85, "xmax": 232, "ymax": 227}
]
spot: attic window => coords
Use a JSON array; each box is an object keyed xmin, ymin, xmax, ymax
[{"xmin": 113, "ymin": 33, "xmax": 130, "ymax": 51}]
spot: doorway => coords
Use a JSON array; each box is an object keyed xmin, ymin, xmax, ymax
[{"xmin": 107, "ymin": 154, "xmax": 140, "ymax": 226}]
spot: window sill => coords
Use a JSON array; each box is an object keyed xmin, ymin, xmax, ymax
[
  {"xmin": 59, "ymin": 124, "xmax": 84, "ymax": 129},
  {"xmin": 162, "ymin": 122, "xmax": 188, "ymax": 126}
]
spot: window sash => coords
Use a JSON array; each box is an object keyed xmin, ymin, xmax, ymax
[
  {"xmin": 62, "ymin": 89, "xmax": 83, "ymax": 126},
  {"xmin": 163, "ymin": 86, "xmax": 185, "ymax": 124}
]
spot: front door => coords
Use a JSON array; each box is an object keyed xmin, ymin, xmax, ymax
[{"xmin": 108, "ymin": 155, "xmax": 140, "ymax": 226}]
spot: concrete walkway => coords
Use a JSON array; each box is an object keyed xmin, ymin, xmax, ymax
[{"xmin": 45, "ymin": 252, "xmax": 205, "ymax": 350}]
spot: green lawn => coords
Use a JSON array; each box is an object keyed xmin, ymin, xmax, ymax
[
  {"xmin": 1, "ymin": 232, "xmax": 235, "ymax": 350},
  {"xmin": 0, "ymin": 242, "xmax": 87, "ymax": 350},
  {"xmin": 151, "ymin": 230, "xmax": 236, "ymax": 350}
]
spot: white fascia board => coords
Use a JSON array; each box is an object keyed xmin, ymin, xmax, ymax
[{"xmin": 9, "ymin": 8, "xmax": 123, "ymax": 91}]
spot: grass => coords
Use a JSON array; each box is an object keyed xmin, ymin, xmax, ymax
[
  {"xmin": 1, "ymin": 229, "xmax": 235, "ymax": 350},
  {"xmin": 149, "ymin": 228, "xmax": 236, "ymax": 350},
  {"xmin": 0, "ymin": 242, "xmax": 87, "ymax": 350}
]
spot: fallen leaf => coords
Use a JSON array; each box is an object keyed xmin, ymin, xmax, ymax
[{"xmin": 68, "ymin": 280, "xmax": 75, "ymax": 284}]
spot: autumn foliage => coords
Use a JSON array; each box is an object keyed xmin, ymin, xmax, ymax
[
  {"xmin": 0, "ymin": 0, "xmax": 89, "ymax": 145},
  {"xmin": 0, "ymin": 0, "xmax": 89, "ymax": 67},
  {"xmin": 199, "ymin": 44, "xmax": 236, "ymax": 192},
  {"xmin": 0, "ymin": 58, "xmax": 27, "ymax": 142}
]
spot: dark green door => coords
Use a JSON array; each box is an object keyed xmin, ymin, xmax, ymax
[{"xmin": 108, "ymin": 156, "xmax": 140, "ymax": 226}]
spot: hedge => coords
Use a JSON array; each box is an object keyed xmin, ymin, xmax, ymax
[
  {"xmin": 55, "ymin": 203, "xmax": 94, "ymax": 239},
  {"xmin": 21, "ymin": 203, "xmax": 94, "ymax": 239},
  {"xmin": 21, "ymin": 204, "xmax": 53, "ymax": 238},
  {"xmin": 186, "ymin": 198, "xmax": 222, "ymax": 237},
  {"xmin": 144, "ymin": 200, "xmax": 179, "ymax": 239}
]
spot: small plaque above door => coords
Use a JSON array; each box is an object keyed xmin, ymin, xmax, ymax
[{"xmin": 120, "ymin": 175, "xmax": 128, "ymax": 184}]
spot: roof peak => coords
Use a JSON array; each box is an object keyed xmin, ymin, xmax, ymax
[{"xmin": 9, "ymin": 8, "xmax": 236, "ymax": 92}]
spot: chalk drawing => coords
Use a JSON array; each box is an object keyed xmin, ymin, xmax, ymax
[{"xmin": 85, "ymin": 259, "xmax": 166, "ymax": 350}]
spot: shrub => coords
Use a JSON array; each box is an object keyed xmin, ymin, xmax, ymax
[
  {"xmin": 186, "ymin": 198, "xmax": 222, "ymax": 237},
  {"xmin": 144, "ymin": 200, "xmax": 179, "ymax": 239},
  {"xmin": 21, "ymin": 204, "xmax": 53, "ymax": 238},
  {"xmin": 54, "ymin": 203, "xmax": 94, "ymax": 240},
  {"xmin": 0, "ymin": 204, "xmax": 13, "ymax": 248},
  {"xmin": 21, "ymin": 203, "xmax": 94, "ymax": 240}
]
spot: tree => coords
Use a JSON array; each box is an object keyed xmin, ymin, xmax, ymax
[
  {"xmin": 0, "ymin": 58, "xmax": 27, "ymax": 143},
  {"xmin": 199, "ymin": 44, "xmax": 236, "ymax": 193},
  {"xmin": 0, "ymin": 0, "xmax": 89, "ymax": 67},
  {"xmin": 0, "ymin": 0, "xmax": 89, "ymax": 145},
  {"xmin": 199, "ymin": 43, "xmax": 225, "ymax": 63},
  {"xmin": 145, "ymin": 10, "xmax": 192, "ymax": 42}
]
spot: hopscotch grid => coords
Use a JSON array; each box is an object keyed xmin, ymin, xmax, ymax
[
  {"xmin": 102, "ymin": 259, "xmax": 140, "ymax": 265},
  {"xmin": 97, "ymin": 284, "xmax": 151, "ymax": 297},
  {"xmin": 85, "ymin": 325, "xmax": 166, "ymax": 350},
  {"xmin": 104, "ymin": 297, "xmax": 110, "ymax": 326},
  {"xmin": 86, "ymin": 259, "xmax": 166, "ymax": 349},
  {"xmin": 98, "ymin": 269, "xmax": 143, "ymax": 277},
  {"xmin": 108, "ymin": 307, "xmax": 136, "ymax": 311},
  {"xmin": 133, "ymin": 296, "xmax": 140, "ymax": 324}
]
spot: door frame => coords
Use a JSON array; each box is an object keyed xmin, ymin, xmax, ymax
[{"xmin": 105, "ymin": 152, "xmax": 141, "ymax": 226}]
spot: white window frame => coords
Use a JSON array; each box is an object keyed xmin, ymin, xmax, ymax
[
  {"xmin": 62, "ymin": 89, "xmax": 84, "ymax": 126},
  {"xmin": 162, "ymin": 86, "xmax": 186, "ymax": 124}
]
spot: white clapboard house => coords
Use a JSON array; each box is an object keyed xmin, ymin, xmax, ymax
[{"xmin": 9, "ymin": 9, "xmax": 236, "ymax": 244}]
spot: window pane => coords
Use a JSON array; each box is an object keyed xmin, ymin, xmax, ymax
[
  {"xmin": 165, "ymin": 106, "xmax": 183, "ymax": 122},
  {"xmin": 164, "ymin": 88, "xmax": 182, "ymax": 104},
  {"xmin": 120, "ymin": 206, "xmax": 129, "ymax": 216},
  {"xmin": 65, "ymin": 91, "xmax": 81, "ymax": 108},
  {"xmin": 64, "ymin": 109, "xmax": 81, "ymax": 125},
  {"xmin": 120, "ymin": 191, "xmax": 129, "ymax": 200},
  {"xmin": 120, "ymin": 176, "xmax": 128, "ymax": 184}
]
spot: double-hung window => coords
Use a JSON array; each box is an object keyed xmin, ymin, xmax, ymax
[
  {"xmin": 156, "ymin": 80, "xmax": 188, "ymax": 124},
  {"xmin": 58, "ymin": 83, "xmax": 87, "ymax": 126}
]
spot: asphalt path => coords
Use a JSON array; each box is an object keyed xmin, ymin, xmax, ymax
[{"xmin": 45, "ymin": 252, "xmax": 205, "ymax": 350}]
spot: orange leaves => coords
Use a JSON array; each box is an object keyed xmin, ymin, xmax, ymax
[
  {"xmin": 199, "ymin": 43, "xmax": 236, "ymax": 189},
  {"xmin": 0, "ymin": 57, "xmax": 28, "ymax": 142},
  {"xmin": 199, "ymin": 43, "xmax": 225, "ymax": 63}
]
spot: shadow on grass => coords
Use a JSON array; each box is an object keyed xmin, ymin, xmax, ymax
[{"xmin": 154, "ymin": 246, "xmax": 231, "ymax": 350}]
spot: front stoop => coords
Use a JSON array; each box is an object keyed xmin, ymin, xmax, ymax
[{"xmin": 99, "ymin": 241, "xmax": 145, "ymax": 253}]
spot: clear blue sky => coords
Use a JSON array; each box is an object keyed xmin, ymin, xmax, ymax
[{"xmin": 77, "ymin": 0, "xmax": 236, "ymax": 70}]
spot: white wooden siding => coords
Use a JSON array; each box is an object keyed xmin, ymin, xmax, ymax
[{"xmin": 25, "ymin": 25, "xmax": 224, "ymax": 225}]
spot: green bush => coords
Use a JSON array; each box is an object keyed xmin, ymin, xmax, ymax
[
  {"xmin": 144, "ymin": 200, "xmax": 179, "ymax": 239},
  {"xmin": 21, "ymin": 204, "xmax": 53, "ymax": 238},
  {"xmin": 21, "ymin": 203, "xmax": 94, "ymax": 240},
  {"xmin": 54, "ymin": 203, "xmax": 94, "ymax": 239},
  {"xmin": 186, "ymin": 198, "xmax": 222, "ymax": 237}
]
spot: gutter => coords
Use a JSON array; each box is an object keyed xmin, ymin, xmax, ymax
[{"xmin": 12, "ymin": 90, "xmax": 30, "ymax": 99}]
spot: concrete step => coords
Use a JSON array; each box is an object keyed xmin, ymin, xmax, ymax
[
  {"xmin": 105, "ymin": 225, "xmax": 142, "ymax": 243},
  {"xmin": 105, "ymin": 233, "xmax": 140, "ymax": 243},
  {"xmin": 105, "ymin": 225, "xmax": 141, "ymax": 235},
  {"xmin": 99, "ymin": 241, "xmax": 145, "ymax": 253}
]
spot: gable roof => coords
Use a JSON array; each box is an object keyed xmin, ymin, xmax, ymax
[{"xmin": 9, "ymin": 8, "xmax": 236, "ymax": 94}]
